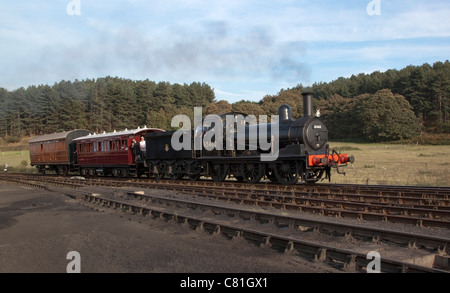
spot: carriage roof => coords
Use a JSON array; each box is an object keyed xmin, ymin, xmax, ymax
[
  {"xmin": 29, "ymin": 129, "xmax": 92, "ymax": 144},
  {"xmin": 73, "ymin": 127, "xmax": 164, "ymax": 141}
]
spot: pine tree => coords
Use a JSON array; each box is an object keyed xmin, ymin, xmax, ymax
[
  {"xmin": 0, "ymin": 88, "xmax": 8, "ymax": 137},
  {"xmin": 135, "ymin": 80, "xmax": 156, "ymax": 127}
]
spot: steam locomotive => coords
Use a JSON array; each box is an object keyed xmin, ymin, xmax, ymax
[
  {"xmin": 29, "ymin": 90, "xmax": 354, "ymax": 185},
  {"xmin": 145, "ymin": 90, "xmax": 354, "ymax": 184}
]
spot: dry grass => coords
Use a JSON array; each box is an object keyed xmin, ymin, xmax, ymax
[
  {"xmin": 328, "ymin": 142, "xmax": 450, "ymax": 186},
  {"xmin": 0, "ymin": 150, "xmax": 32, "ymax": 172}
]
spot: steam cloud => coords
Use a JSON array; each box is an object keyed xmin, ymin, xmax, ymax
[{"xmin": 27, "ymin": 20, "xmax": 309, "ymax": 87}]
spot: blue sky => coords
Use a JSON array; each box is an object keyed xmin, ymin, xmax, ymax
[{"xmin": 1, "ymin": 0, "xmax": 449, "ymax": 103}]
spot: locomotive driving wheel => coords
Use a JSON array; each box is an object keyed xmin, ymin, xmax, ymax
[
  {"xmin": 274, "ymin": 160, "xmax": 299, "ymax": 185},
  {"xmin": 168, "ymin": 165, "xmax": 184, "ymax": 180},
  {"xmin": 153, "ymin": 163, "xmax": 165, "ymax": 180},
  {"xmin": 210, "ymin": 162, "xmax": 229, "ymax": 182},
  {"xmin": 240, "ymin": 163, "xmax": 264, "ymax": 183}
]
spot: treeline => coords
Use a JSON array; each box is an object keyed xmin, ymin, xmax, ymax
[
  {"xmin": 0, "ymin": 61, "xmax": 448, "ymax": 143},
  {"xmin": 0, "ymin": 77, "xmax": 215, "ymax": 141},
  {"xmin": 316, "ymin": 89, "xmax": 420, "ymax": 141},
  {"xmin": 309, "ymin": 60, "xmax": 450, "ymax": 137}
]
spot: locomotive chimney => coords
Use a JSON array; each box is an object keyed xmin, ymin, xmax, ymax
[{"xmin": 302, "ymin": 88, "xmax": 313, "ymax": 117}]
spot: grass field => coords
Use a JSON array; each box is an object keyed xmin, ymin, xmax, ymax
[
  {"xmin": 1, "ymin": 143, "xmax": 449, "ymax": 186},
  {"xmin": 0, "ymin": 150, "xmax": 32, "ymax": 172},
  {"xmin": 328, "ymin": 142, "xmax": 450, "ymax": 186}
]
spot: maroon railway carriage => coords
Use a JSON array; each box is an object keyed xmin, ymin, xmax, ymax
[
  {"xmin": 29, "ymin": 129, "xmax": 92, "ymax": 175},
  {"xmin": 73, "ymin": 127, "xmax": 164, "ymax": 177}
]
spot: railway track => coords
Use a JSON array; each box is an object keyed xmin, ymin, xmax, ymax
[
  {"xmin": 1, "ymin": 172, "xmax": 449, "ymax": 273},
  {"xmin": 83, "ymin": 193, "xmax": 449, "ymax": 273},
  {"xmin": 121, "ymin": 190, "xmax": 449, "ymax": 253},
  {"xmin": 2, "ymin": 173, "xmax": 448, "ymax": 228}
]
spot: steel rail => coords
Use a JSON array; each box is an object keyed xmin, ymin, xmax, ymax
[
  {"xmin": 83, "ymin": 193, "xmax": 448, "ymax": 273},
  {"xmin": 2, "ymin": 174, "xmax": 449, "ymax": 228},
  {"xmin": 125, "ymin": 191, "xmax": 449, "ymax": 255}
]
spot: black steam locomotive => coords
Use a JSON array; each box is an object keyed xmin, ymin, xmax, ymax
[{"xmin": 145, "ymin": 90, "xmax": 354, "ymax": 185}]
